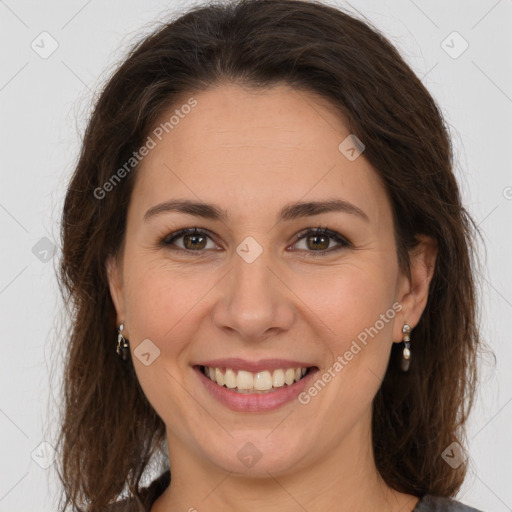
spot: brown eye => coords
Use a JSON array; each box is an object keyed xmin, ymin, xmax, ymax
[
  {"xmin": 292, "ymin": 227, "xmax": 350, "ymax": 256},
  {"xmin": 305, "ymin": 233, "xmax": 330, "ymax": 251},
  {"xmin": 163, "ymin": 228, "xmax": 216, "ymax": 252},
  {"xmin": 162, "ymin": 226, "xmax": 350, "ymax": 257},
  {"xmin": 182, "ymin": 232, "xmax": 207, "ymax": 250}
]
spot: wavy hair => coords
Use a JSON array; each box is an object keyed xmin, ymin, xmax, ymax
[{"xmin": 56, "ymin": 0, "xmax": 482, "ymax": 509}]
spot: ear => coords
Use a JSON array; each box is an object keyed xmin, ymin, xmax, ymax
[
  {"xmin": 106, "ymin": 254, "xmax": 127, "ymax": 329},
  {"xmin": 393, "ymin": 234, "xmax": 438, "ymax": 342}
]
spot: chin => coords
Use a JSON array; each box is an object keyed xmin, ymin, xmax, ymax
[{"xmin": 198, "ymin": 430, "xmax": 311, "ymax": 477}]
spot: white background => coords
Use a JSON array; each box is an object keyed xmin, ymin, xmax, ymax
[{"xmin": 1, "ymin": 0, "xmax": 511, "ymax": 510}]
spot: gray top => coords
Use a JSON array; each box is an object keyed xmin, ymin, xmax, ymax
[
  {"xmin": 413, "ymin": 495, "xmax": 483, "ymax": 511},
  {"xmin": 106, "ymin": 470, "xmax": 485, "ymax": 511}
]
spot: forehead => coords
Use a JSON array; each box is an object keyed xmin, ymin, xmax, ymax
[{"xmin": 129, "ymin": 83, "xmax": 390, "ymax": 227}]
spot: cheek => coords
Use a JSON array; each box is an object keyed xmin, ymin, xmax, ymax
[
  {"xmin": 291, "ymin": 259, "xmax": 399, "ymax": 413},
  {"xmin": 121, "ymin": 247, "xmax": 232, "ymax": 366},
  {"xmin": 121, "ymin": 256, "xmax": 214, "ymax": 423},
  {"xmin": 124, "ymin": 260, "xmax": 205, "ymax": 347},
  {"xmin": 294, "ymin": 259, "xmax": 398, "ymax": 343},
  {"xmin": 123, "ymin": 250, "xmax": 398, "ymax": 358}
]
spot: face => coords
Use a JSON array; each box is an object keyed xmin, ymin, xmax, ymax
[{"xmin": 108, "ymin": 83, "xmax": 432, "ymax": 479}]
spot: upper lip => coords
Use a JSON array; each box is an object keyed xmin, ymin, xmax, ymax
[{"xmin": 194, "ymin": 358, "xmax": 317, "ymax": 373}]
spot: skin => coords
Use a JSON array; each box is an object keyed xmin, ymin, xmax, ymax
[{"xmin": 107, "ymin": 83, "xmax": 437, "ymax": 512}]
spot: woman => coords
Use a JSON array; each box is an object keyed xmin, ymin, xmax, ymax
[{"xmin": 56, "ymin": 0, "xmax": 484, "ymax": 510}]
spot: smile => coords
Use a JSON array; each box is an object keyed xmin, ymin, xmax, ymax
[
  {"xmin": 193, "ymin": 364, "xmax": 319, "ymax": 412},
  {"xmin": 200, "ymin": 365, "xmax": 311, "ymax": 393}
]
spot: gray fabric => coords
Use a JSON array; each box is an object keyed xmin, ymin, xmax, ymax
[
  {"xmin": 103, "ymin": 471, "xmax": 486, "ymax": 512},
  {"xmin": 106, "ymin": 494, "xmax": 485, "ymax": 512},
  {"xmin": 413, "ymin": 495, "xmax": 484, "ymax": 511}
]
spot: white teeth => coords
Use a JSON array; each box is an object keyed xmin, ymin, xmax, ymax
[
  {"xmin": 201, "ymin": 365, "xmax": 310, "ymax": 392},
  {"xmin": 272, "ymin": 369, "xmax": 285, "ymax": 388},
  {"xmin": 284, "ymin": 368, "xmax": 295, "ymax": 385},
  {"xmin": 215, "ymin": 367, "xmax": 225, "ymax": 386},
  {"xmin": 237, "ymin": 370, "xmax": 254, "ymax": 390},
  {"xmin": 224, "ymin": 368, "xmax": 237, "ymax": 389},
  {"xmin": 254, "ymin": 370, "xmax": 272, "ymax": 390}
]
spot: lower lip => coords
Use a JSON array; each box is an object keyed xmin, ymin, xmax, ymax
[{"xmin": 193, "ymin": 366, "xmax": 319, "ymax": 412}]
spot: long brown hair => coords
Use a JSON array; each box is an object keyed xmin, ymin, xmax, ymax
[{"xmin": 56, "ymin": 0, "xmax": 482, "ymax": 509}]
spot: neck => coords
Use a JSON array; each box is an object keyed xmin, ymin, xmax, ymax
[{"xmin": 152, "ymin": 411, "xmax": 420, "ymax": 512}]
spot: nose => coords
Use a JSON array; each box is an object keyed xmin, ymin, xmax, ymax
[{"xmin": 212, "ymin": 247, "xmax": 295, "ymax": 342}]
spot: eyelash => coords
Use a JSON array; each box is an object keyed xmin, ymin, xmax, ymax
[{"xmin": 161, "ymin": 225, "xmax": 351, "ymax": 257}]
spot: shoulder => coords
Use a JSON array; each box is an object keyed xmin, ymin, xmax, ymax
[{"xmin": 415, "ymin": 495, "xmax": 486, "ymax": 511}]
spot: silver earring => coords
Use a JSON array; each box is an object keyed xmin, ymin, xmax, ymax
[
  {"xmin": 400, "ymin": 322, "xmax": 411, "ymax": 372},
  {"xmin": 116, "ymin": 323, "xmax": 130, "ymax": 361}
]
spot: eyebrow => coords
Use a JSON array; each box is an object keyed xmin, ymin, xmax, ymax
[{"xmin": 143, "ymin": 198, "xmax": 370, "ymax": 223}]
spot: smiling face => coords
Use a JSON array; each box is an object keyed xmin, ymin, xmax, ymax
[{"xmin": 107, "ymin": 83, "xmax": 432, "ymax": 484}]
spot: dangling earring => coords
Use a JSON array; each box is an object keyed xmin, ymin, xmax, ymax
[
  {"xmin": 400, "ymin": 322, "xmax": 411, "ymax": 372},
  {"xmin": 116, "ymin": 323, "xmax": 130, "ymax": 361}
]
